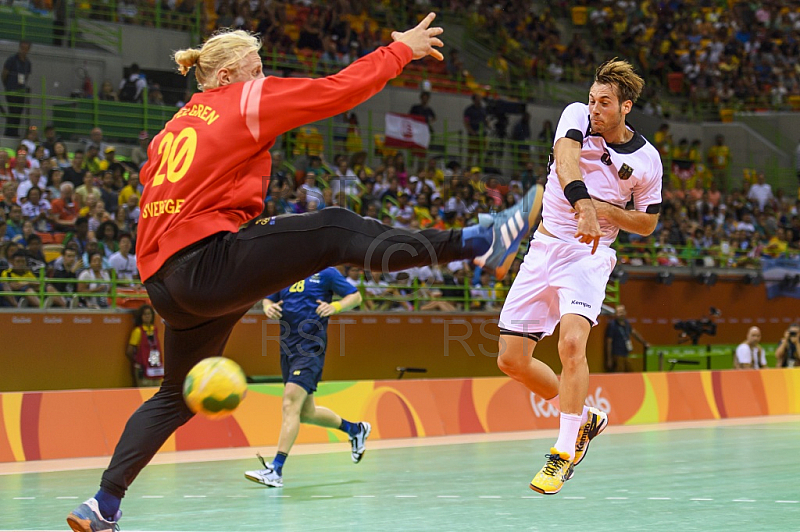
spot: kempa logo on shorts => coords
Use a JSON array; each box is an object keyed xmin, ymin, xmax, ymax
[{"xmin": 571, "ymin": 300, "xmax": 591, "ymax": 308}]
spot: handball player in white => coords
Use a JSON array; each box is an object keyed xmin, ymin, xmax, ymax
[{"xmin": 496, "ymin": 59, "xmax": 662, "ymax": 494}]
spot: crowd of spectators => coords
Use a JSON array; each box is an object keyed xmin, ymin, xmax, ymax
[
  {"xmin": 206, "ymin": 0, "xmax": 461, "ymax": 84},
  {"xmin": 264, "ymin": 123, "xmax": 800, "ymax": 309},
  {"xmin": 622, "ymin": 126, "xmax": 800, "ymax": 267},
  {"xmin": 2, "ymin": 113, "xmax": 799, "ymax": 312},
  {"xmin": 22, "ymin": 0, "xmax": 800, "ymax": 116},
  {"xmin": 458, "ymin": 0, "xmax": 800, "ymax": 114},
  {"xmin": 555, "ymin": 0, "xmax": 800, "ymax": 114},
  {"xmin": 3, "ymin": 1, "xmax": 800, "ymax": 312},
  {"xmin": 0, "ymin": 124, "xmax": 145, "ymax": 308}
]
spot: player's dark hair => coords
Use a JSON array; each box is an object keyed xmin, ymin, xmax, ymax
[{"xmin": 594, "ymin": 58, "xmax": 644, "ymax": 105}]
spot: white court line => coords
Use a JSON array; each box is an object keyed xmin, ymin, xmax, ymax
[
  {"xmin": 6, "ymin": 415, "xmax": 797, "ymax": 477},
  {"xmin": 141, "ymin": 495, "xmax": 163, "ymax": 499},
  {"xmin": 183, "ymin": 495, "xmax": 206, "ymax": 498},
  {"xmin": 649, "ymin": 497, "xmax": 671, "ymax": 500},
  {"xmin": 311, "ymin": 495, "xmax": 333, "ymax": 498},
  {"xmin": 395, "ymin": 495, "xmax": 417, "ymax": 498},
  {"xmin": 55, "ymin": 496, "xmax": 78, "ymax": 499},
  {"xmin": 776, "ymin": 500, "xmax": 799, "ymax": 503},
  {"xmin": 479, "ymin": 496, "xmax": 501, "ymax": 499},
  {"xmin": 606, "ymin": 497, "xmax": 628, "ymax": 500},
  {"xmin": 733, "ymin": 499, "xmax": 756, "ymax": 502},
  {"xmin": 353, "ymin": 495, "xmax": 375, "ymax": 498},
  {"xmin": 691, "ymin": 498, "xmax": 713, "ymax": 501},
  {"xmin": 563, "ymin": 496, "xmax": 586, "ymax": 500},
  {"xmin": 13, "ymin": 497, "xmax": 34, "ymax": 499},
  {"xmin": 226, "ymin": 495, "xmax": 248, "ymax": 498},
  {"xmin": 269, "ymin": 495, "xmax": 290, "ymax": 498},
  {"xmin": 437, "ymin": 495, "xmax": 460, "ymax": 498}
]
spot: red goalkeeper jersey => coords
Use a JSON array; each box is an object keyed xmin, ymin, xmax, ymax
[{"xmin": 136, "ymin": 42, "xmax": 413, "ymax": 281}]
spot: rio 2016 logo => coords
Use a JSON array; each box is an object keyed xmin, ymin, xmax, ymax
[{"xmin": 529, "ymin": 387, "xmax": 611, "ymax": 417}]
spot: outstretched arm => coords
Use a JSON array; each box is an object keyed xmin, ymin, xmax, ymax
[{"xmin": 257, "ymin": 13, "xmax": 444, "ymax": 139}]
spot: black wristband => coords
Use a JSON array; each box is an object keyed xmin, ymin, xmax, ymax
[{"xmin": 564, "ymin": 180, "xmax": 591, "ymax": 207}]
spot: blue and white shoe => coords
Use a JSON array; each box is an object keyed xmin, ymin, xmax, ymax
[
  {"xmin": 350, "ymin": 421, "xmax": 371, "ymax": 463},
  {"xmin": 66, "ymin": 498, "xmax": 121, "ymax": 532},
  {"xmin": 474, "ymin": 184, "xmax": 543, "ymax": 280},
  {"xmin": 244, "ymin": 453, "xmax": 284, "ymax": 487}
]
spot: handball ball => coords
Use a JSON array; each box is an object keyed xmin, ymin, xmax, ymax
[{"xmin": 183, "ymin": 357, "xmax": 248, "ymax": 419}]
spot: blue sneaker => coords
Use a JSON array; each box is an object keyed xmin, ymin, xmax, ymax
[
  {"xmin": 474, "ymin": 184, "xmax": 543, "ymax": 280},
  {"xmin": 67, "ymin": 498, "xmax": 121, "ymax": 532}
]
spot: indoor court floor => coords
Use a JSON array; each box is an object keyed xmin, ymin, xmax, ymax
[{"xmin": 1, "ymin": 415, "xmax": 798, "ymax": 532}]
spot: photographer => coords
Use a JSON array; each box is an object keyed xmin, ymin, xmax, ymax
[
  {"xmin": 734, "ymin": 326, "xmax": 766, "ymax": 369},
  {"xmin": 775, "ymin": 324, "xmax": 800, "ymax": 368}
]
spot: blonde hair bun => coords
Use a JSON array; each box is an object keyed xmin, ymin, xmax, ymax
[
  {"xmin": 174, "ymin": 49, "xmax": 202, "ymax": 76},
  {"xmin": 173, "ymin": 30, "xmax": 261, "ymax": 89}
]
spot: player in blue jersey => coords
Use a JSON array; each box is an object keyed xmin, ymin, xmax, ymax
[{"xmin": 244, "ymin": 267, "xmax": 365, "ymax": 488}]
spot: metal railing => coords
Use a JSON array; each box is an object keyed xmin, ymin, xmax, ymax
[
  {"xmin": 614, "ymin": 241, "xmax": 799, "ymax": 269},
  {"xmin": 0, "ymin": 5, "xmax": 122, "ymax": 52},
  {"xmin": 0, "ymin": 269, "xmax": 621, "ymax": 312},
  {"xmin": 279, "ymin": 113, "xmax": 554, "ymax": 180},
  {"xmin": 0, "ymin": 81, "xmax": 179, "ymax": 142},
  {"xmin": 0, "ymin": 269, "xmax": 147, "ymax": 310},
  {"xmin": 73, "ymin": 1, "xmax": 202, "ymax": 43},
  {"xmin": 632, "ymin": 343, "xmax": 781, "ymax": 372}
]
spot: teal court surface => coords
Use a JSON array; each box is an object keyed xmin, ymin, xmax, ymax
[{"xmin": 1, "ymin": 416, "xmax": 798, "ymax": 532}]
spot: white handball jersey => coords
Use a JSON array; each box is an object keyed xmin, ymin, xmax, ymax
[{"xmin": 542, "ymin": 102, "xmax": 663, "ymax": 247}]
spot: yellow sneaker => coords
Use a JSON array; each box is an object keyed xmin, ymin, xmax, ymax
[
  {"xmin": 574, "ymin": 407, "xmax": 608, "ymax": 467},
  {"xmin": 530, "ymin": 447, "xmax": 573, "ymax": 495},
  {"xmin": 566, "ymin": 407, "xmax": 608, "ymax": 480}
]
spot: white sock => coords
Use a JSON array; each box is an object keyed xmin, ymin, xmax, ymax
[
  {"xmin": 579, "ymin": 405, "xmax": 590, "ymax": 425},
  {"xmin": 551, "ymin": 398, "xmax": 589, "ymax": 424},
  {"xmin": 553, "ymin": 412, "xmax": 582, "ymax": 458}
]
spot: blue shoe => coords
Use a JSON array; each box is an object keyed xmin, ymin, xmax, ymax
[
  {"xmin": 67, "ymin": 498, "xmax": 121, "ymax": 532},
  {"xmin": 474, "ymin": 184, "xmax": 543, "ymax": 280}
]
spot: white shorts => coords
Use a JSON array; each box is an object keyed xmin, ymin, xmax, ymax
[{"xmin": 498, "ymin": 231, "xmax": 616, "ymax": 339}]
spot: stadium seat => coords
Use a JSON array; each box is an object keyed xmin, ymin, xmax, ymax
[
  {"xmin": 114, "ymin": 287, "xmax": 151, "ymax": 309},
  {"xmin": 36, "ymin": 232, "xmax": 55, "ymax": 244},
  {"xmin": 43, "ymin": 244, "xmax": 63, "ymax": 263}
]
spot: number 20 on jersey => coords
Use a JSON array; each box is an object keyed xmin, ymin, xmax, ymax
[{"xmin": 152, "ymin": 127, "xmax": 197, "ymax": 186}]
